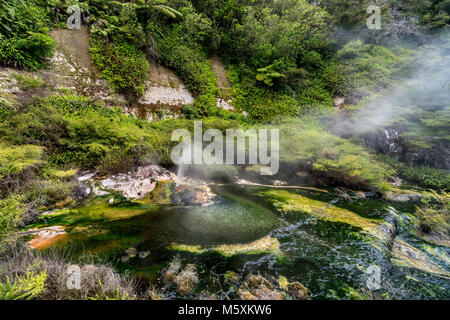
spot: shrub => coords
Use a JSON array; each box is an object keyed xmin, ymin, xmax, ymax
[
  {"xmin": 400, "ymin": 165, "xmax": 450, "ymax": 191},
  {"xmin": 0, "ymin": 194, "xmax": 26, "ymax": 243},
  {"xmin": 337, "ymin": 40, "xmax": 404, "ymax": 95},
  {"xmin": 0, "ymin": 143, "xmax": 43, "ymax": 180},
  {"xmin": 415, "ymin": 191, "xmax": 449, "ymax": 234},
  {"xmin": 0, "ymin": 271, "xmax": 46, "ymax": 300},
  {"xmin": 0, "ymin": 243, "xmax": 138, "ymax": 300},
  {"xmin": 90, "ymin": 37, "xmax": 149, "ymax": 98},
  {"xmin": 0, "ymin": 0, "xmax": 54, "ymax": 69}
]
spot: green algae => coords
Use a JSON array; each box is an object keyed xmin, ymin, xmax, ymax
[
  {"xmin": 168, "ymin": 235, "xmax": 282, "ymax": 257},
  {"xmin": 140, "ymin": 180, "xmax": 175, "ymax": 205},
  {"xmin": 256, "ymin": 188, "xmax": 382, "ymax": 233}
]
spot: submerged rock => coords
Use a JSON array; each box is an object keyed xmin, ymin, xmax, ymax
[
  {"xmin": 174, "ymin": 185, "xmax": 217, "ymax": 206},
  {"xmin": 121, "ymin": 247, "xmax": 138, "ymax": 262}
]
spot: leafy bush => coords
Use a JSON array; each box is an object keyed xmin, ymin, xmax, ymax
[
  {"xmin": 0, "ymin": 143, "xmax": 43, "ymax": 188},
  {"xmin": 0, "ymin": 0, "xmax": 54, "ymax": 69},
  {"xmin": 90, "ymin": 37, "xmax": 149, "ymax": 97},
  {"xmin": 415, "ymin": 191, "xmax": 449, "ymax": 234},
  {"xmin": 398, "ymin": 164, "xmax": 450, "ymax": 191},
  {"xmin": 0, "ymin": 194, "xmax": 26, "ymax": 242},
  {"xmin": 0, "ymin": 271, "xmax": 46, "ymax": 300},
  {"xmin": 337, "ymin": 40, "xmax": 406, "ymax": 96}
]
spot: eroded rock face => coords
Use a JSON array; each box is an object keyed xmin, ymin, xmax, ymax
[
  {"xmin": 363, "ymin": 128, "xmax": 450, "ymax": 170},
  {"xmin": 48, "ymin": 28, "xmax": 125, "ymax": 103},
  {"xmin": 126, "ymin": 64, "xmax": 194, "ymax": 121}
]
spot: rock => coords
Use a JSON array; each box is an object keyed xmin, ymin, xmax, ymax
[
  {"xmin": 10, "ymin": 86, "xmax": 21, "ymax": 94},
  {"xmin": 287, "ymin": 282, "xmax": 308, "ymax": 300},
  {"xmin": 382, "ymin": 190, "xmax": 423, "ymax": 203},
  {"xmin": 174, "ymin": 185, "xmax": 217, "ymax": 206},
  {"xmin": 78, "ymin": 171, "xmax": 97, "ymax": 182},
  {"xmin": 124, "ymin": 247, "xmax": 137, "ymax": 257},
  {"xmin": 334, "ymin": 96, "xmax": 345, "ymax": 109},
  {"xmin": 142, "ymin": 180, "xmax": 175, "ymax": 205},
  {"xmin": 78, "ymin": 165, "xmax": 177, "ymax": 200},
  {"xmin": 176, "ymin": 186, "xmax": 197, "ymax": 204},
  {"xmin": 224, "ymin": 271, "xmax": 239, "ymax": 285},
  {"xmin": 216, "ymin": 98, "xmax": 234, "ymax": 111},
  {"xmin": 245, "ymin": 274, "xmax": 272, "ymax": 289},
  {"xmin": 121, "ymin": 247, "xmax": 138, "ymax": 262},
  {"xmin": 353, "ymin": 191, "xmax": 367, "ymax": 199},
  {"xmin": 139, "ymin": 251, "xmax": 150, "ymax": 259},
  {"xmin": 238, "ymin": 290, "xmax": 258, "ymax": 300},
  {"xmin": 391, "ymin": 239, "xmax": 450, "ymax": 277}
]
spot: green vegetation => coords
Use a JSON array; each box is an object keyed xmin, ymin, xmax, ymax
[
  {"xmin": 415, "ymin": 191, "xmax": 449, "ymax": 234},
  {"xmin": 276, "ymin": 118, "xmax": 395, "ymax": 190},
  {"xmin": 0, "ymin": 271, "xmax": 46, "ymax": 300},
  {"xmin": 90, "ymin": 37, "xmax": 149, "ymax": 97},
  {"xmin": 0, "ymin": 0, "xmax": 449, "ymax": 301},
  {"xmin": 0, "ymin": 0, "xmax": 54, "ymax": 70}
]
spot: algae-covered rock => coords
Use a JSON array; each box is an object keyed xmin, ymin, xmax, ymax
[
  {"xmin": 287, "ymin": 282, "xmax": 308, "ymax": 300},
  {"xmin": 245, "ymin": 274, "xmax": 272, "ymax": 289},
  {"xmin": 238, "ymin": 290, "xmax": 258, "ymax": 300},
  {"xmin": 392, "ymin": 239, "xmax": 450, "ymax": 277},
  {"xmin": 224, "ymin": 271, "xmax": 239, "ymax": 285},
  {"xmin": 238, "ymin": 274, "xmax": 288, "ymax": 300},
  {"xmin": 142, "ymin": 180, "xmax": 175, "ymax": 205}
]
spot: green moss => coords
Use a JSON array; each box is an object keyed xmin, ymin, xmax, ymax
[{"xmin": 140, "ymin": 180, "xmax": 175, "ymax": 205}]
